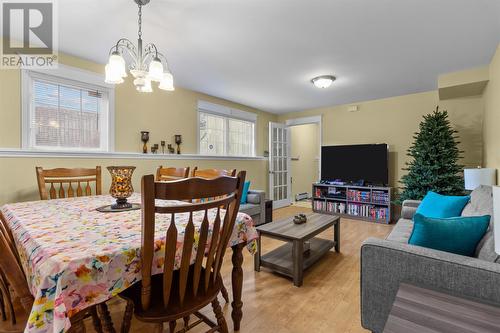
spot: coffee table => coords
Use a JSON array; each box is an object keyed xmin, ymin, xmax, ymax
[{"xmin": 254, "ymin": 213, "xmax": 340, "ymax": 286}]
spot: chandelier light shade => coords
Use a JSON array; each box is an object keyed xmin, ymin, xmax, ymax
[
  {"xmin": 159, "ymin": 72, "xmax": 174, "ymax": 91},
  {"xmin": 105, "ymin": 0, "xmax": 174, "ymax": 93},
  {"xmin": 105, "ymin": 64, "xmax": 124, "ymax": 84}
]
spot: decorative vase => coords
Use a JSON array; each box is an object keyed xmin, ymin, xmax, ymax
[
  {"xmin": 141, "ymin": 131, "xmax": 150, "ymax": 154},
  {"xmin": 108, "ymin": 166, "xmax": 135, "ymax": 209}
]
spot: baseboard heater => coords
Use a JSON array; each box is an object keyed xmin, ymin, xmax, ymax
[{"xmin": 295, "ymin": 192, "xmax": 310, "ymax": 201}]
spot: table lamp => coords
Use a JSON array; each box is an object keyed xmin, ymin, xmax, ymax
[{"xmin": 464, "ymin": 168, "xmax": 496, "ymax": 191}]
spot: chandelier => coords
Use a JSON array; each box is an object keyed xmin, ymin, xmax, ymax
[{"xmin": 104, "ymin": 0, "xmax": 174, "ymax": 93}]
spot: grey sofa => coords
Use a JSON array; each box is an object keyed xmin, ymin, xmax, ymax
[
  {"xmin": 239, "ymin": 190, "xmax": 266, "ymax": 226},
  {"xmin": 361, "ymin": 185, "xmax": 500, "ymax": 333}
]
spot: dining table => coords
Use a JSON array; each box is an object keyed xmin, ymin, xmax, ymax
[{"xmin": 0, "ymin": 193, "xmax": 258, "ymax": 333}]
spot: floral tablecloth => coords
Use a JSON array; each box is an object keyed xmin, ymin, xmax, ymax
[{"xmin": 0, "ymin": 194, "xmax": 258, "ymax": 333}]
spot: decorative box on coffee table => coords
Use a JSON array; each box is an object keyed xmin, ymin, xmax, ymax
[{"xmin": 254, "ymin": 213, "xmax": 340, "ymax": 287}]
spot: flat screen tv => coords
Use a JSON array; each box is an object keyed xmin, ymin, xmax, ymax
[{"xmin": 321, "ymin": 144, "xmax": 389, "ymax": 186}]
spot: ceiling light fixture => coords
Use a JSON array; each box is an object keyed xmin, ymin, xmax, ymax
[
  {"xmin": 311, "ymin": 75, "xmax": 336, "ymax": 89},
  {"xmin": 105, "ymin": 0, "xmax": 174, "ymax": 93}
]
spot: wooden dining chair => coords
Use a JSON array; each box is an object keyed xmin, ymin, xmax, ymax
[
  {"xmin": 156, "ymin": 166, "xmax": 190, "ymax": 182},
  {"xmin": 191, "ymin": 167, "xmax": 236, "ymax": 178},
  {"xmin": 189, "ymin": 168, "xmax": 237, "ymax": 304},
  {"xmin": 0, "ymin": 213, "xmax": 18, "ymax": 264},
  {"xmin": 36, "ymin": 166, "xmax": 102, "ymax": 200},
  {"xmin": 120, "ymin": 171, "xmax": 246, "ymax": 333}
]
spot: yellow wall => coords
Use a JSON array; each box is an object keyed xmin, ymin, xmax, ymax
[
  {"xmin": 290, "ymin": 124, "xmax": 320, "ymax": 199},
  {"xmin": 483, "ymin": 45, "xmax": 500, "ymax": 181},
  {"xmin": 0, "ymin": 52, "xmax": 276, "ymax": 204},
  {"xmin": 0, "ymin": 157, "xmax": 268, "ymax": 204},
  {"xmin": 278, "ymin": 91, "xmax": 484, "ymax": 189}
]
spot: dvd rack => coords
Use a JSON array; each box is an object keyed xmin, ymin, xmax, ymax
[{"xmin": 312, "ymin": 183, "xmax": 392, "ymax": 224}]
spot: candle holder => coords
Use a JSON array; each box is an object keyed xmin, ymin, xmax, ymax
[
  {"xmin": 161, "ymin": 141, "xmax": 166, "ymax": 154},
  {"xmin": 96, "ymin": 166, "xmax": 140, "ymax": 213},
  {"xmin": 108, "ymin": 166, "xmax": 135, "ymax": 209},
  {"xmin": 175, "ymin": 134, "xmax": 182, "ymax": 154},
  {"xmin": 167, "ymin": 144, "xmax": 175, "ymax": 154},
  {"xmin": 141, "ymin": 131, "xmax": 149, "ymax": 154}
]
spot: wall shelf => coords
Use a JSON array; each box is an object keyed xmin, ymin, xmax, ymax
[{"xmin": 0, "ymin": 148, "xmax": 266, "ymax": 161}]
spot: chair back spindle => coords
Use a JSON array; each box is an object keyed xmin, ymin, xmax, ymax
[
  {"xmin": 36, "ymin": 166, "xmax": 102, "ymax": 200},
  {"xmin": 140, "ymin": 171, "xmax": 245, "ymax": 311}
]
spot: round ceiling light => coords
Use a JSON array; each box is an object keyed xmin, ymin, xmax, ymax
[{"xmin": 311, "ymin": 75, "xmax": 336, "ymax": 89}]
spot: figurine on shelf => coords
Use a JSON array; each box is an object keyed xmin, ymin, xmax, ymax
[
  {"xmin": 175, "ymin": 134, "xmax": 182, "ymax": 154},
  {"xmin": 141, "ymin": 131, "xmax": 149, "ymax": 154},
  {"xmin": 161, "ymin": 141, "xmax": 166, "ymax": 154},
  {"xmin": 151, "ymin": 144, "xmax": 159, "ymax": 154},
  {"xmin": 167, "ymin": 144, "xmax": 175, "ymax": 154}
]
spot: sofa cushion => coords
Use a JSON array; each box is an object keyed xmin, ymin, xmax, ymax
[
  {"xmin": 409, "ymin": 213, "xmax": 490, "ymax": 257},
  {"xmin": 460, "ymin": 185, "xmax": 499, "ymax": 262},
  {"xmin": 239, "ymin": 203, "xmax": 260, "ymax": 217},
  {"xmin": 416, "ymin": 191, "xmax": 470, "ymax": 218},
  {"xmin": 462, "ymin": 185, "xmax": 493, "ymax": 217},
  {"xmin": 240, "ymin": 181, "xmax": 251, "ymax": 204},
  {"xmin": 386, "ymin": 218, "xmax": 414, "ymax": 243}
]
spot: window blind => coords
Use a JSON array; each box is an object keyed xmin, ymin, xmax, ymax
[{"xmin": 32, "ymin": 79, "xmax": 105, "ymax": 149}]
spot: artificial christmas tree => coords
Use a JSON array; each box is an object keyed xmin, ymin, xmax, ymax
[{"xmin": 398, "ymin": 107, "xmax": 464, "ymax": 203}]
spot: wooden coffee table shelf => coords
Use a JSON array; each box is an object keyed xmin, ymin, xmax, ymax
[{"xmin": 255, "ymin": 213, "xmax": 340, "ymax": 287}]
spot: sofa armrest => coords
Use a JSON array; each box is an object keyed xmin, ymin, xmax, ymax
[
  {"xmin": 361, "ymin": 237, "xmax": 500, "ymax": 333},
  {"xmin": 246, "ymin": 190, "xmax": 266, "ymax": 224},
  {"xmin": 401, "ymin": 199, "xmax": 421, "ymax": 220},
  {"xmin": 247, "ymin": 190, "xmax": 264, "ymax": 204}
]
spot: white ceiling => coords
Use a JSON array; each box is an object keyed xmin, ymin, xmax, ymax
[{"xmin": 35, "ymin": 1, "xmax": 500, "ymax": 113}]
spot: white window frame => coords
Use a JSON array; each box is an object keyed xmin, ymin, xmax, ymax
[
  {"xmin": 197, "ymin": 100, "xmax": 257, "ymax": 157},
  {"xmin": 21, "ymin": 64, "xmax": 115, "ymax": 152}
]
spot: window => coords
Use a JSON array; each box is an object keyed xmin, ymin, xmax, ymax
[
  {"xmin": 198, "ymin": 101, "xmax": 256, "ymax": 156},
  {"xmin": 22, "ymin": 66, "xmax": 114, "ymax": 152}
]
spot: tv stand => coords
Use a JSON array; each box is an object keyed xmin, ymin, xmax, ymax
[{"xmin": 312, "ymin": 183, "xmax": 392, "ymax": 224}]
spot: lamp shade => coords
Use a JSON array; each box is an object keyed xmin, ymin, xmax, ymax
[
  {"xmin": 492, "ymin": 186, "xmax": 500, "ymax": 255},
  {"xmin": 464, "ymin": 168, "xmax": 496, "ymax": 190},
  {"xmin": 148, "ymin": 58, "xmax": 164, "ymax": 82},
  {"xmin": 158, "ymin": 72, "xmax": 174, "ymax": 91}
]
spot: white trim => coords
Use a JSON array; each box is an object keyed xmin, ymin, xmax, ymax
[
  {"xmin": 198, "ymin": 100, "xmax": 257, "ymax": 122},
  {"xmin": 20, "ymin": 65, "xmax": 115, "ymax": 152},
  {"xmin": 0, "ymin": 149, "xmax": 266, "ymax": 160},
  {"xmin": 24, "ymin": 64, "xmax": 113, "ymax": 90}
]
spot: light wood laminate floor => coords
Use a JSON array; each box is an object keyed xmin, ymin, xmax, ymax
[{"xmin": 86, "ymin": 205, "xmax": 392, "ymax": 333}]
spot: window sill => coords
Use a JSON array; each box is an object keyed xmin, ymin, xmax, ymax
[{"xmin": 0, "ymin": 149, "xmax": 266, "ymax": 161}]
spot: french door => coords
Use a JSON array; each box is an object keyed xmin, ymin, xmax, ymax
[{"xmin": 269, "ymin": 122, "xmax": 291, "ymax": 208}]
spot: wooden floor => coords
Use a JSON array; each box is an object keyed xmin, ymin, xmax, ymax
[{"xmin": 87, "ymin": 205, "xmax": 392, "ymax": 333}]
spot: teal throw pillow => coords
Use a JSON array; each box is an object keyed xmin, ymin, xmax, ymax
[
  {"xmin": 408, "ymin": 213, "xmax": 490, "ymax": 256},
  {"xmin": 241, "ymin": 181, "xmax": 251, "ymax": 204},
  {"xmin": 416, "ymin": 191, "xmax": 470, "ymax": 218}
]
